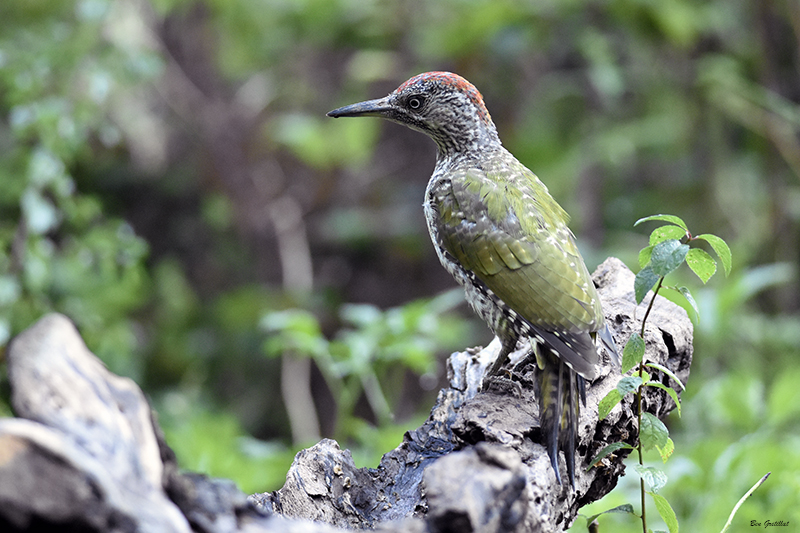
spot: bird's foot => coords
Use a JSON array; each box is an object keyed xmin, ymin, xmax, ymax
[
  {"xmin": 512, "ymin": 348, "xmax": 537, "ymax": 375},
  {"xmin": 481, "ymin": 371, "xmax": 523, "ymax": 396},
  {"xmin": 481, "ymin": 372, "xmax": 500, "ymax": 391}
]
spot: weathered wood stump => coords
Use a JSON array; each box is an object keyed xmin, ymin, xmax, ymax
[{"xmin": 0, "ymin": 258, "xmax": 692, "ymax": 532}]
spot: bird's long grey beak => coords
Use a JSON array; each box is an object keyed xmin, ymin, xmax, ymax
[{"xmin": 327, "ymin": 96, "xmax": 392, "ymax": 118}]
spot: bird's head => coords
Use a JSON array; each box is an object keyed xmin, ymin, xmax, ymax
[{"xmin": 327, "ymin": 71, "xmax": 501, "ymax": 156}]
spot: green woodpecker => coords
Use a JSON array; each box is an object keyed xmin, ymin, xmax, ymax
[{"xmin": 328, "ymin": 72, "xmax": 619, "ymax": 485}]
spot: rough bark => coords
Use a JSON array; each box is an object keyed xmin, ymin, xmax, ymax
[{"xmin": 0, "ymin": 257, "xmax": 692, "ymax": 532}]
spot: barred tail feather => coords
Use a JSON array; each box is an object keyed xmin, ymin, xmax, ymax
[{"xmin": 535, "ymin": 347, "xmax": 585, "ymax": 486}]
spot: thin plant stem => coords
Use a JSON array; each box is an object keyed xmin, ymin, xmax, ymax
[
  {"xmin": 640, "ymin": 277, "xmax": 664, "ymax": 338},
  {"xmin": 636, "ymin": 377, "xmax": 647, "ymax": 533},
  {"xmin": 636, "ymin": 276, "xmax": 664, "ymax": 533}
]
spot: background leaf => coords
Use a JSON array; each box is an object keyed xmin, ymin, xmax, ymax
[
  {"xmin": 686, "ymin": 248, "xmax": 717, "ymax": 283},
  {"xmin": 585, "ymin": 503, "xmax": 637, "ymax": 525},
  {"xmin": 656, "ymin": 437, "xmax": 675, "ymax": 463},
  {"xmin": 617, "ymin": 375, "xmax": 644, "ymax": 395},
  {"xmin": 675, "ymin": 286, "xmax": 700, "ymax": 320},
  {"xmin": 587, "ymin": 441, "xmax": 635, "ymax": 470},
  {"xmin": 696, "ymin": 234, "xmax": 733, "ymax": 276},
  {"xmin": 639, "ymin": 245, "xmax": 654, "ymax": 269},
  {"xmin": 646, "ymin": 362, "xmax": 686, "ymax": 391},
  {"xmin": 645, "ymin": 382, "xmax": 682, "ymax": 417},
  {"xmin": 649, "ymin": 240, "xmax": 690, "ymax": 278},
  {"xmin": 635, "ymin": 267, "xmax": 660, "ymax": 304},
  {"xmin": 599, "ymin": 389, "xmax": 623, "ymax": 420},
  {"xmin": 634, "ymin": 215, "xmax": 688, "ymax": 231},
  {"xmin": 650, "ymin": 225, "xmax": 688, "ymax": 246},
  {"xmin": 650, "ymin": 492, "xmax": 680, "ymax": 533},
  {"xmin": 634, "ymin": 463, "xmax": 668, "ymax": 493},
  {"xmin": 640, "ymin": 412, "xmax": 669, "ymax": 451},
  {"xmin": 622, "ymin": 332, "xmax": 646, "ymax": 373}
]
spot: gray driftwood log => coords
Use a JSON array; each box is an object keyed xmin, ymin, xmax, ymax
[{"xmin": 0, "ymin": 258, "xmax": 692, "ymax": 532}]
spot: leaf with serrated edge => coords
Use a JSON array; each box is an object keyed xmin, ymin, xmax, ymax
[
  {"xmin": 586, "ymin": 441, "xmax": 635, "ymax": 471},
  {"xmin": 617, "ymin": 376, "xmax": 643, "ymax": 395},
  {"xmin": 650, "ymin": 225, "xmax": 687, "ymax": 246},
  {"xmin": 696, "ymin": 233, "xmax": 732, "ymax": 276},
  {"xmin": 656, "ymin": 437, "xmax": 675, "ymax": 463},
  {"xmin": 650, "ymin": 239, "xmax": 689, "ymax": 277},
  {"xmin": 650, "ymin": 492, "xmax": 679, "ymax": 533},
  {"xmin": 676, "ymin": 286, "xmax": 699, "ymax": 319},
  {"xmin": 640, "ymin": 412, "xmax": 669, "ymax": 451},
  {"xmin": 599, "ymin": 389, "xmax": 623, "ymax": 420},
  {"xmin": 646, "ymin": 362, "xmax": 686, "ymax": 390},
  {"xmin": 686, "ymin": 248, "xmax": 716, "ymax": 283},
  {"xmin": 634, "ymin": 214, "xmax": 688, "ymax": 231},
  {"xmin": 622, "ymin": 332, "xmax": 645, "ymax": 374},
  {"xmin": 635, "ymin": 266, "xmax": 659, "ymax": 304},
  {"xmin": 646, "ymin": 382, "xmax": 682, "ymax": 417},
  {"xmin": 617, "ymin": 376, "xmax": 643, "ymax": 397},
  {"xmin": 634, "ymin": 463, "xmax": 668, "ymax": 493},
  {"xmin": 585, "ymin": 503, "xmax": 637, "ymax": 525}
]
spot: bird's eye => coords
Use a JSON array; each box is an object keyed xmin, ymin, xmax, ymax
[{"xmin": 407, "ymin": 96, "xmax": 424, "ymax": 110}]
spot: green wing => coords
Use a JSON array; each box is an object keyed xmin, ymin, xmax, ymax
[{"xmin": 435, "ymin": 156, "xmax": 604, "ymax": 374}]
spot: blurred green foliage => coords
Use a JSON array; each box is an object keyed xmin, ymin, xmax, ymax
[
  {"xmin": 261, "ymin": 289, "xmax": 467, "ymax": 437},
  {"xmin": 0, "ymin": 0, "xmax": 156, "ymax": 376},
  {"xmin": 1, "ymin": 0, "xmax": 799, "ymax": 526}
]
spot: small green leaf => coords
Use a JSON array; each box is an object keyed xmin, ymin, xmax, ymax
[
  {"xmin": 650, "ymin": 239, "xmax": 689, "ymax": 277},
  {"xmin": 639, "ymin": 245, "xmax": 654, "ymax": 269},
  {"xmin": 656, "ymin": 437, "xmax": 675, "ymax": 463},
  {"xmin": 635, "ymin": 266, "xmax": 660, "ymax": 304},
  {"xmin": 650, "ymin": 225, "xmax": 687, "ymax": 246},
  {"xmin": 649, "ymin": 492, "xmax": 679, "ymax": 533},
  {"xmin": 696, "ymin": 233, "xmax": 732, "ymax": 276},
  {"xmin": 622, "ymin": 332, "xmax": 645, "ymax": 374},
  {"xmin": 585, "ymin": 503, "xmax": 637, "ymax": 524},
  {"xmin": 634, "ymin": 463, "xmax": 668, "ymax": 493},
  {"xmin": 645, "ymin": 382, "xmax": 682, "ymax": 417},
  {"xmin": 617, "ymin": 375, "xmax": 643, "ymax": 396},
  {"xmin": 646, "ymin": 362, "xmax": 686, "ymax": 391},
  {"xmin": 686, "ymin": 248, "xmax": 716, "ymax": 283},
  {"xmin": 586, "ymin": 441, "xmax": 635, "ymax": 470},
  {"xmin": 640, "ymin": 412, "xmax": 669, "ymax": 451},
  {"xmin": 634, "ymin": 214, "xmax": 688, "ymax": 231},
  {"xmin": 599, "ymin": 389, "xmax": 623, "ymax": 420},
  {"xmin": 676, "ymin": 286, "xmax": 699, "ymax": 319}
]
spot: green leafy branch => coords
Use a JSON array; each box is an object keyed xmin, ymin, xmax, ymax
[
  {"xmin": 259, "ymin": 289, "xmax": 465, "ymax": 442},
  {"xmin": 588, "ymin": 214, "xmax": 732, "ymax": 533},
  {"xmin": 634, "ymin": 214, "xmax": 732, "ymax": 319}
]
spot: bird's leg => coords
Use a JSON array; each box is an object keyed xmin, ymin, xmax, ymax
[
  {"xmin": 513, "ymin": 342, "xmax": 538, "ymax": 374},
  {"xmin": 482, "ymin": 336, "xmax": 518, "ymax": 389}
]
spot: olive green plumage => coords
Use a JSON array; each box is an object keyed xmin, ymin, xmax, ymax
[
  {"xmin": 328, "ymin": 71, "xmax": 619, "ymax": 486},
  {"xmin": 435, "ymin": 160, "xmax": 603, "ymax": 369}
]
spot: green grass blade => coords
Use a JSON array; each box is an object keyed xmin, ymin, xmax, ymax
[{"xmin": 720, "ymin": 472, "xmax": 771, "ymax": 533}]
